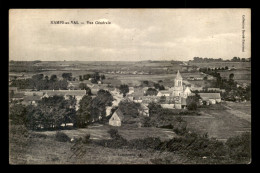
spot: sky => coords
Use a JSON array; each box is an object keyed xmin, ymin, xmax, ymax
[{"xmin": 9, "ymin": 9, "xmax": 251, "ymax": 61}]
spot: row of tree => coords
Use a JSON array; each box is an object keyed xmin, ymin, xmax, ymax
[
  {"xmin": 191, "ymin": 57, "xmax": 251, "ymax": 63},
  {"xmin": 10, "ymin": 74, "xmax": 69, "ymax": 90},
  {"xmin": 10, "ymin": 73, "xmax": 79, "ymax": 90},
  {"xmin": 79, "ymin": 72, "xmax": 105, "ymax": 83}
]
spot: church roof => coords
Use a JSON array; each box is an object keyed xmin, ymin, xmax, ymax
[{"xmin": 175, "ymin": 70, "xmax": 182, "ymax": 80}]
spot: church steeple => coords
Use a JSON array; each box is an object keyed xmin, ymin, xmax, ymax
[
  {"xmin": 174, "ymin": 70, "xmax": 182, "ymax": 87},
  {"xmin": 176, "ymin": 70, "xmax": 182, "ymax": 80}
]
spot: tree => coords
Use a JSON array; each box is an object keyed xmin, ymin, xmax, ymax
[
  {"xmin": 225, "ymin": 66, "xmax": 229, "ymax": 70},
  {"xmin": 91, "ymin": 90, "xmax": 113, "ymax": 121},
  {"xmin": 142, "ymin": 81, "xmax": 149, "ymax": 86},
  {"xmin": 154, "ymin": 83, "xmax": 165, "ymax": 90},
  {"xmin": 145, "ymin": 88, "xmax": 158, "ymax": 96},
  {"xmin": 148, "ymin": 102, "xmax": 162, "ymax": 117},
  {"xmin": 229, "ymin": 73, "xmax": 235, "ymax": 80},
  {"xmin": 101, "ymin": 75, "xmax": 106, "ymax": 80},
  {"xmin": 79, "ymin": 83, "xmax": 91, "ymax": 95},
  {"xmin": 9, "ymin": 103, "xmax": 27, "ymax": 125},
  {"xmin": 25, "ymin": 95, "xmax": 76, "ymax": 130},
  {"xmin": 118, "ymin": 100, "xmax": 141, "ymax": 119},
  {"xmin": 32, "ymin": 74, "xmax": 44, "ymax": 81},
  {"xmin": 186, "ymin": 95, "xmax": 199, "ymax": 111},
  {"xmin": 50, "ymin": 75, "xmax": 58, "ymax": 82},
  {"xmin": 91, "ymin": 78, "xmax": 98, "ymax": 84},
  {"xmin": 45, "ymin": 75, "xmax": 49, "ymax": 81},
  {"xmin": 159, "ymin": 96, "xmax": 166, "ymax": 103},
  {"xmin": 79, "ymin": 75, "xmax": 83, "ymax": 81},
  {"xmin": 76, "ymin": 95, "xmax": 92, "ymax": 127},
  {"xmin": 62, "ymin": 73, "xmax": 72, "ymax": 81},
  {"xmin": 83, "ymin": 74, "xmax": 91, "ymax": 80},
  {"xmin": 119, "ymin": 84, "xmax": 129, "ymax": 97}
]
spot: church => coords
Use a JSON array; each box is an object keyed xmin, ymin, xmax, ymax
[{"xmin": 170, "ymin": 70, "xmax": 192, "ymax": 98}]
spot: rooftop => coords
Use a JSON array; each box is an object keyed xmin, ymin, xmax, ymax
[{"xmin": 198, "ymin": 93, "xmax": 221, "ymax": 99}]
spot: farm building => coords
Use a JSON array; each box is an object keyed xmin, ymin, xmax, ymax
[
  {"xmin": 109, "ymin": 108, "xmax": 124, "ymax": 126},
  {"xmin": 207, "ymin": 88, "xmax": 226, "ymax": 93},
  {"xmin": 198, "ymin": 93, "xmax": 221, "ymax": 104}
]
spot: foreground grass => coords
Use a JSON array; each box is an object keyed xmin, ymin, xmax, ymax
[{"xmin": 9, "ymin": 124, "xmax": 250, "ymax": 164}]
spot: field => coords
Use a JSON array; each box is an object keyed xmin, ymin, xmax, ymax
[
  {"xmin": 189, "ymin": 62, "xmax": 251, "ymax": 84},
  {"xmin": 183, "ymin": 103, "xmax": 251, "ymax": 142},
  {"xmin": 31, "ymin": 124, "xmax": 177, "ymax": 142}
]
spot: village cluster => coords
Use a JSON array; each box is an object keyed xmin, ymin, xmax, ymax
[{"xmin": 9, "ymin": 70, "xmax": 223, "ymax": 127}]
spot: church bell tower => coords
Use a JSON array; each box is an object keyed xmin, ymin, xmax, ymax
[{"xmin": 174, "ymin": 70, "xmax": 182, "ymax": 87}]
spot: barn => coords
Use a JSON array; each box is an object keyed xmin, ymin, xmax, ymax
[{"xmin": 198, "ymin": 93, "xmax": 221, "ymax": 104}]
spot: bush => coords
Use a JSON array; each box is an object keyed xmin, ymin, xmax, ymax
[
  {"xmin": 128, "ymin": 137, "xmax": 161, "ymax": 150},
  {"xmin": 55, "ymin": 131, "xmax": 70, "ymax": 142},
  {"xmin": 107, "ymin": 128, "xmax": 120, "ymax": 139},
  {"xmin": 82, "ymin": 134, "xmax": 91, "ymax": 144},
  {"xmin": 226, "ymin": 132, "xmax": 251, "ymax": 160},
  {"xmin": 9, "ymin": 125, "xmax": 29, "ymax": 137}
]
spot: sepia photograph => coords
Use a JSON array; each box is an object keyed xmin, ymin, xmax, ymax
[{"xmin": 9, "ymin": 9, "xmax": 251, "ymax": 164}]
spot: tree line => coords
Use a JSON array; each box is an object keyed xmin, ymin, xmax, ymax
[
  {"xmin": 191, "ymin": 57, "xmax": 251, "ymax": 63},
  {"xmin": 79, "ymin": 72, "xmax": 105, "ymax": 84},
  {"xmin": 10, "ymin": 73, "xmax": 76, "ymax": 90}
]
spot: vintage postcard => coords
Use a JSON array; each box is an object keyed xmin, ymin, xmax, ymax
[{"xmin": 9, "ymin": 9, "xmax": 251, "ymax": 164}]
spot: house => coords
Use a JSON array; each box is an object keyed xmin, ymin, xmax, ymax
[
  {"xmin": 198, "ymin": 93, "xmax": 221, "ymax": 104},
  {"xmin": 175, "ymin": 103, "xmax": 182, "ymax": 109},
  {"xmin": 161, "ymin": 104, "xmax": 175, "ymax": 109},
  {"xmin": 128, "ymin": 87, "xmax": 134, "ymax": 94},
  {"xmin": 133, "ymin": 96, "xmax": 143, "ymax": 103},
  {"xmin": 138, "ymin": 103, "xmax": 149, "ymax": 117},
  {"xmin": 157, "ymin": 90, "xmax": 171, "ymax": 97},
  {"xmin": 183, "ymin": 87, "xmax": 192, "ymax": 98},
  {"xmin": 109, "ymin": 109, "xmax": 124, "ymax": 126}
]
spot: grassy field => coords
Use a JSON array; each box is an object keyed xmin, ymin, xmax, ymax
[
  {"xmin": 10, "ymin": 123, "xmax": 248, "ymax": 164},
  {"xmin": 183, "ymin": 103, "xmax": 251, "ymax": 142},
  {"xmin": 31, "ymin": 124, "xmax": 177, "ymax": 142},
  {"xmin": 9, "ymin": 124, "xmax": 192, "ymax": 164}
]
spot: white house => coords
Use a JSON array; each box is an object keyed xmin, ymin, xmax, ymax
[{"xmin": 109, "ymin": 109, "xmax": 124, "ymax": 126}]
